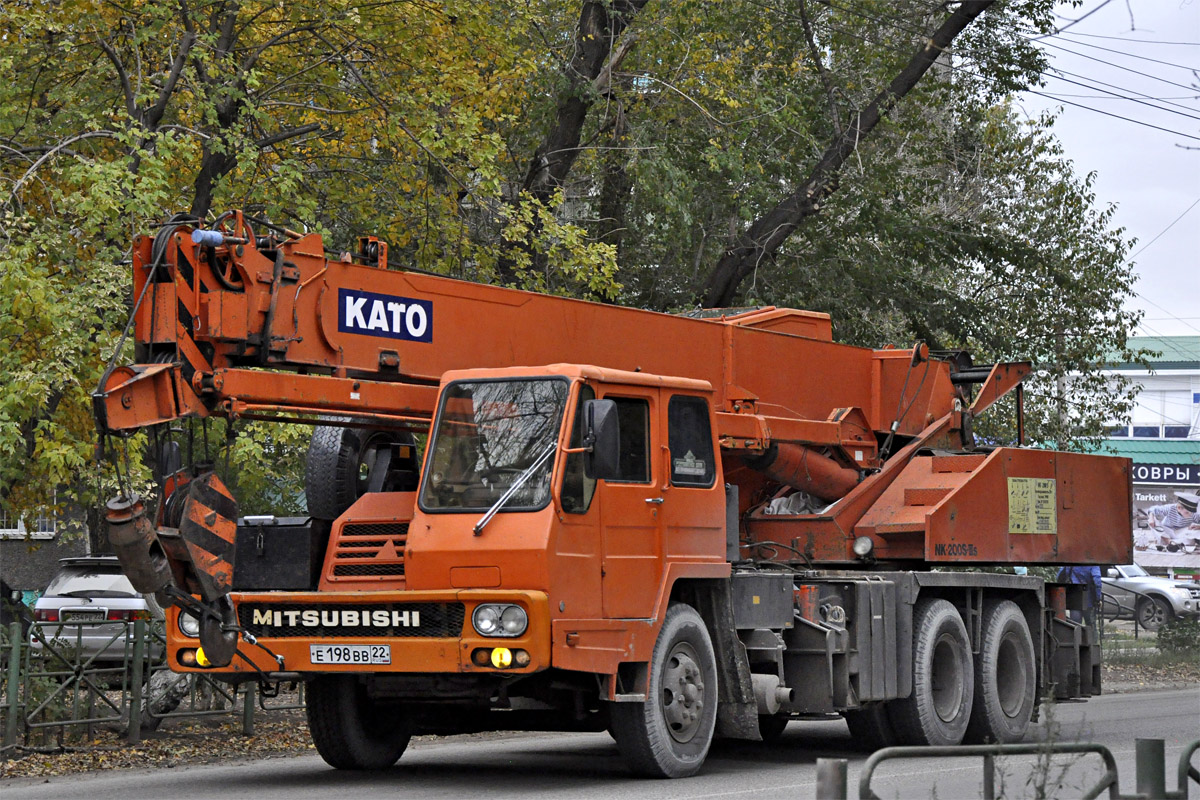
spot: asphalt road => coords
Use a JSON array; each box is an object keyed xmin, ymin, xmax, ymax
[{"xmin": 5, "ymin": 688, "xmax": 1198, "ymax": 799}]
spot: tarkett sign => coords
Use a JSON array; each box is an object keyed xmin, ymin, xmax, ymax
[{"xmin": 1131, "ymin": 479, "xmax": 1200, "ymax": 570}]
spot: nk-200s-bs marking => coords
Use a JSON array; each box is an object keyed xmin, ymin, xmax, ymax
[{"xmin": 338, "ymin": 288, "xmax": 433, "ymax": 342}]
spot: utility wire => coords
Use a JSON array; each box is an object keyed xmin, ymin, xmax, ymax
[
  {"xmin": 814, "ymin": 0, "xmax": 1200, "ymax": 141},
  {"xmin": 1043, "ymin": 36, "xmax": 1200, "ymax": 72},
  {"xmin": 1041, "ymin": 72, "xmax": 1200, "ymax": 122},
  {"xmin": 1128, "ymin": 197, "xmax": 1200, "ymax": 261},
  {"xmin": 1059, "ymin": 31, "xmax": 1200, "ymax": 47},
  {"xmin": 1039, "ymin": 41, "xmax": 1200, "ymax": 94}
]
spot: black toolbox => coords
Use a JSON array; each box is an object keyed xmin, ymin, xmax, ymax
[{"xmin": 232, "ymin": 516, "xmax": 330, "ymax": 591}]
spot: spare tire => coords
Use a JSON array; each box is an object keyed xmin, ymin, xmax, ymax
[{"xmin": 305, "ymin": 422, "xmax": 418, "ymax": 520}]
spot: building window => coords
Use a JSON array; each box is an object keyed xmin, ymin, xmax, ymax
[
  {"xmin": 1105, "ymin": 425, "xmax": 1130, "ymax": 438},
  {"xmin": 1132, "ymin": 426, "xmax": 1160, "ymax": 438},
  {"xmin": 0, "ymin": 508, "xmax": 56, "ymax": 540},
  {"xmin": 1163, "ymin": 425, "xmax": 1191, "ymax": 439}
]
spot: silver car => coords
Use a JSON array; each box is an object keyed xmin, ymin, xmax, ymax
[
  {"xmin": 30, "ymin": 556, "xmax": 163, "ymax": 665},
  {"xmin": 1101, "ymin": 563, "xmax": 1200, "ymax": 631}
]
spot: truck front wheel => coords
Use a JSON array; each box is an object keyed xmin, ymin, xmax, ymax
[
  {"xmin": 965, "ymin": 600, "xmax": 1035, "ymax": 744},
  {"xmin": 609, "ymin": 603, "xmax": 718, "ymax": 778},
  {"xmin": 889, "ymin": 598, "xmax": 973, "ymax": 746},
  {"xmin": 306, "ymin": 675, "xmax": 411, "ymax": 769}
]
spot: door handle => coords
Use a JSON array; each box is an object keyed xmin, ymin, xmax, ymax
[{"xmin": 645, "ymin": 497, "xmax": 664, "ymax": 505}]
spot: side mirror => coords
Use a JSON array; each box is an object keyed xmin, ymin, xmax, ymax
[
  {"xmin": 583, "ymin": 399, "xmax": 620, "ymax": 481},
  {"xmin": 1106, "ymin": 568, "xmax": 1118, "ymax": 579}
]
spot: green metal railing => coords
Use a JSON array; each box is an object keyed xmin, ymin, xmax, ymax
[
  {"xmin": 815, "ymin": 738, "xmax": 1200, "ymax": 800},
  {"xmin": 2, "ymin": 620, "xmax": 294, "ymax": 751}
]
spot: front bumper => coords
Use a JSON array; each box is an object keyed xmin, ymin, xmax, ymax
[{"xmin": 166, "ymin": 589, "xmax": 550, "ymax": 676}]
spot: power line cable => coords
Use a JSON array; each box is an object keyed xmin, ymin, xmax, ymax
[
  {"xmin": 813, "ymin": 1, "xmax": 1200, "ymax": 141},
  {"xmin": 1039, "ymin": 41, "xmax": 1200, "ymax": 93},
  {"xmin": 1033, "ymin": 0, "xmax": 1116, "ymax": 40},
  {"xmin": 1043, "ymin": 36, "xmax": 1200, "ymax": 72},
  {"xmin": 1041, "ymin": 72, "xmax": 1200, "ymax": 122},
  {"xmin": 1133, "ymin": 293, "xmax": 1200, "ymax": 336},
  {"xmin": 1059, "ymin": 31, "xmax": 1200, "ymax": 47},
  {"xmin": 1128, "ymin": 197, "xmax": 1200, "ymax": 261}
]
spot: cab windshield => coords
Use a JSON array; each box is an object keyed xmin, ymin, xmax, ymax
[{"xmin": 419, "ymin": 378, "xmax": 569, "ymax": 512}]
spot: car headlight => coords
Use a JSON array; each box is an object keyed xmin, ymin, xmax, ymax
[
  {"xmin": 178, "ymin": 610, "xmax": 201, "ymax": 638},
  {"xmin": 472, "ymin": 604, "xmax": 528, "ymax": 638}
]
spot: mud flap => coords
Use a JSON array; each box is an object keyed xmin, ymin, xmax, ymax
[
  {"xmin": 683, "ymin": 580, "xmax": 761, "ymax": 741},
  {"xmin": 179, "ymin": 473, "xmax": 240, "ymax": 667}
]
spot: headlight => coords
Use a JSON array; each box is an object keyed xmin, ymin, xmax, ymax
[
  {"xmin": 472, "ymin": 604, "xmax": 528, "ymax": 638},
  {"xmin": 178, "ymin": 610, "xmax": 201, "ymax": 638}
]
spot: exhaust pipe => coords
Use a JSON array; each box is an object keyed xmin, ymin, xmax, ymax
[{"xmin": 751, "ymin": 674, "xmax": 794, "ymax": 715}]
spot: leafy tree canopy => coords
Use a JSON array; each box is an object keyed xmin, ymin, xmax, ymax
[{"xmin": 0, "ymin": 0, "xmax": 1142, "ymax": 540}]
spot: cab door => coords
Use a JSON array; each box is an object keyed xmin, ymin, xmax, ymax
[{"xmin": 596, "ymin": 388, "xmax": 663, "ymax": 619}]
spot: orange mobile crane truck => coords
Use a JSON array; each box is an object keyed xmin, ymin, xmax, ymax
[{"xmin": 93, "ymin": 211, "xmax": 1131, "ymax": 778}]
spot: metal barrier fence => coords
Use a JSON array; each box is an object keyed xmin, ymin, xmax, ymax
[
  {"xmin": 2, "ymin": 620, "xmax": 304, "ymax": 751},
  {"xmin": 815, "ymin": 738, "xmax": 1200, "ymax": 800}
]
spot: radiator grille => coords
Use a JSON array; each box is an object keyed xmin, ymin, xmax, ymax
[
  {"xmin": 327, "ymin": 522, "xmax": 407, "ymax": 581},
  {"xmin": 333, "ymin": 563, "xmax": 406, "ymax": 576},
  {"xmin": 238, "ymin": 602, "xmax": 464, "ymax": 638}
]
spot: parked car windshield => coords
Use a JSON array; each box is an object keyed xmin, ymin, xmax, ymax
[
  {"xmin": 43, "ymin": 566, "xmax": 138, "ymax": 599},
  {"xmin": 1120, "ymin": 564, "xmax": 1149, "ymax": 578},
  {"xmin": 420, "ymin": 378, "xmax": 568, "ymax": 512}
]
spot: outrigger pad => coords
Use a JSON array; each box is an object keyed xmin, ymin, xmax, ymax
[{"xmin": 179, "ymin": 472, "xmax": 239, "ymax": 602}]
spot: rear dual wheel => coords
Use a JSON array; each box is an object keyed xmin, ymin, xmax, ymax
[
  {"xmin": 965, "ymin": 600, "xmax": 1036, "ymax": 744},
  {"xmin": 889, "ymin": 598, "xmax": 974, "ymax": 746}
]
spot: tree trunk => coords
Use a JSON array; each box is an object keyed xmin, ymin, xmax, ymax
[
  {"xmin": 699, "ymin": 1, "xmax": 995, "ymax": 308},
  {"xmin": 520, "ymin": 0, "xmax": 648, "ymax": 204}
]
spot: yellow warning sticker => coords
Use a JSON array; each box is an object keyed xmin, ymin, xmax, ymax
[{"xmin": 1007, "ymin": 477, "xmax": 1057, "ymax": 535}]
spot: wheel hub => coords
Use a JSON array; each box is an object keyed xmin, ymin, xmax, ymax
[{"xmin": 661, "ymin": 643, "xmax": 706, "ymax": 743}]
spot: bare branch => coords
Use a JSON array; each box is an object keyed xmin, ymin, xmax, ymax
[
  {"xmin": 798, "ymin": 0, "xmax": 843, "ymax": 137},
  {"xmin": 255, "ymin": 122, "xmax": 322, "ymax": 149},
  {"xmin": 240, "ymin": 26, "xmax": 317, "ymax": 75},
  {"xmin": 5, "ymin": 131, "xmax": 120, "ymax": 207},
  {"xmin": 145, "ymin": 32, "xmax": 196, "ymax": 130},
  {"xmin": 96, "ymin": 38, "xmax": 137, "ymax": 119}
]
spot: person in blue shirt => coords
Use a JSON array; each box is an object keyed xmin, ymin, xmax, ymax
[{"xmin": 1057, "ymin": 565, "xmax": 1102, "ymax": 625}]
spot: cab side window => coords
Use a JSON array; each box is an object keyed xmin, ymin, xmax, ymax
[
  {"xmin": 561, "ymin": 385, "xmax": 597, "ymax": 514},
  {"xmin": 668, "ymin": 395, "xmax": 715, "ymax": 487},
  {"xmin": 612, "ymin": 397, "xmax": 650, "ymax": 483}
]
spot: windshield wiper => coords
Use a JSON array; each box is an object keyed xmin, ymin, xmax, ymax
[{"xmin": 473, "ymin": 442, "xmax": 557, "ymax": 536}]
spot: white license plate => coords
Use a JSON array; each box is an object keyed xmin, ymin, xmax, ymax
[{"xmin": 309, "ymin": 644, "xmax": 391, "ymax": 665}]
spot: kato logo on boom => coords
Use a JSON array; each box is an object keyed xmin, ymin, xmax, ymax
[{"xmin": 338, "ymin": 288, "xmax": 433, "ymax": 342}]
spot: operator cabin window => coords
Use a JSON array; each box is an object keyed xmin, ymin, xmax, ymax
[
  {"xmin": 668, "ymin": 395, "xmax": 715, "ymax": 487},
  {"xmin": 612, "ymin": 397, "xmax": 651, "ymax": 483}
]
